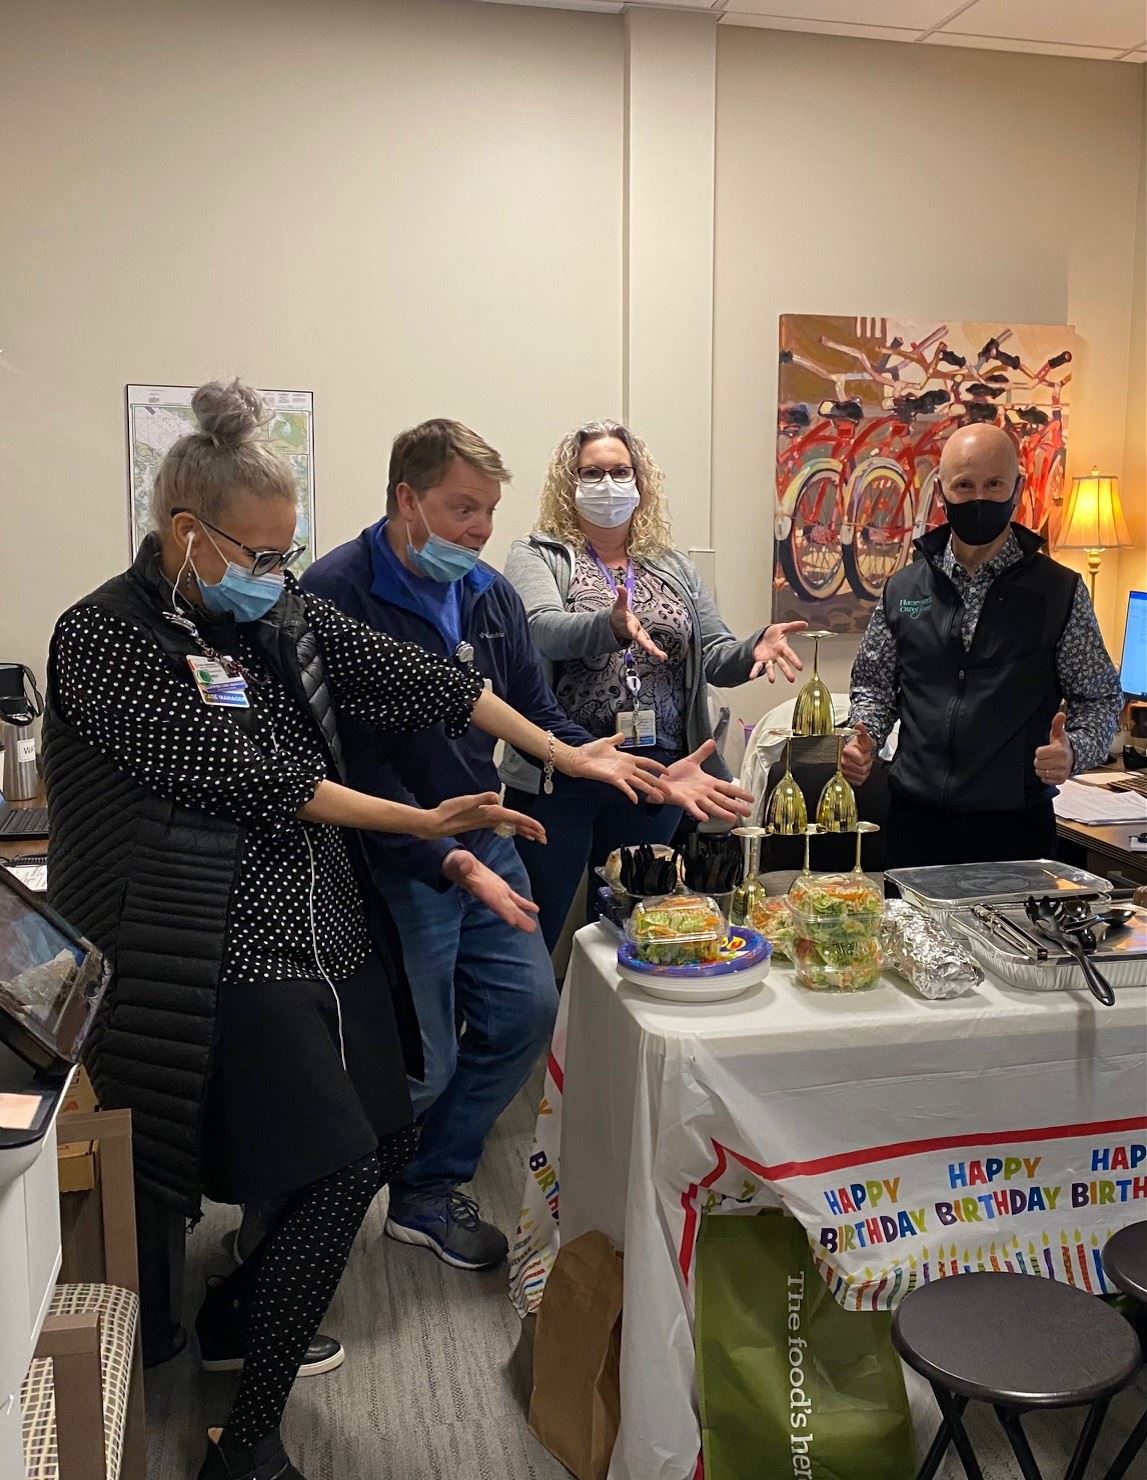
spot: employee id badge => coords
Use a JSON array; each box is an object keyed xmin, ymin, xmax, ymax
[
  {"xmin": 187, "ymin": 655, "xmax": 250, "ymax": 708},
  {"xmin": 615, "ymin": 707, "xmax": 657, "ymax": 748}
]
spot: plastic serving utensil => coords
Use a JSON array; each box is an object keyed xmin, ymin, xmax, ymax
[{"xmin": 1024, "ymin": 896, "xmax": 1115, "ymax": 1007}]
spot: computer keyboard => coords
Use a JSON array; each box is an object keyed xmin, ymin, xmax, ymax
[
  {"xmin": 0, "ymin": 805, "xmax": 49, "ymax": 838},
  {"xmin": 1107, "ymin": 773, "xmax": 1147, "ymax": 797}
]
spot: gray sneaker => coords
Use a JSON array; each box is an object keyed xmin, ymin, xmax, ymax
[{"xmin": 384, "ymin": 1189, "xmax": 508, "ymax": 1270}]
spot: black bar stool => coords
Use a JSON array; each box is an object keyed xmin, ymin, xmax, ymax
[
  {"xmin": 1101, "ymin": 1221, "xmax": 1147, "ymax": 1480},
  {"xmin": 891, "ymin": 1271, "xmax": 1141, "ymax": 1480}
]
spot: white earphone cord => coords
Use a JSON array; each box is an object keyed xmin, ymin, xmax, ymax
[{"xmin": 266, "ymin": 718, "xmax": 347, "ymax": 1071}]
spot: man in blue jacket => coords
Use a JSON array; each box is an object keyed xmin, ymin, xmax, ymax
[{"xmin": 303, "ymin": 420, "xmax": 748, "ymax": 1268}]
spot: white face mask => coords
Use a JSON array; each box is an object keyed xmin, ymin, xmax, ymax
[{"xmin": 574, "ymin": 476, "xmax": 640, "ymax": 530}]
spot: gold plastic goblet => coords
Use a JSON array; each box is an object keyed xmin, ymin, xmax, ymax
[
  {"xmin": 793, "ymin": 630, "xmax": 836, "ymax": 736},
  {"xmin": 816, "ymin": 730, "xmax": 859, "ymax": 833},
  {"xmin": 730, "ymin": 825, "xmax": 770, "ymax": 927},
  {"xmin": 851, "ymin": 820, "xmax": 881, "ymax": 875},
  {"xmin": 763, "ymin": 734, "xmax": 808, "ymax": 835}
]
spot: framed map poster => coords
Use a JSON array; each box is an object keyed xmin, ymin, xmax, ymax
[{"xmin": 125, "ymin": 384, "xmax": 316, "ymax": 569}]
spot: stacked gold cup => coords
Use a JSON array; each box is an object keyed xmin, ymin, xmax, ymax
[{"xmin": 730, "ymin": 631, "xmax": 879, "ymax": 923}]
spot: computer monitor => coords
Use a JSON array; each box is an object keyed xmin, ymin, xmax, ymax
[{"xmin": 1120, "ymin": 589, "xmax": 1147, "ymax": 701}]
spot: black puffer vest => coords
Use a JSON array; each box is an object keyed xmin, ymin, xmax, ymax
[
  {"xmin": 883, "ymin": 524, "xmax": 1077, "ymax": 813},
  {"xmin": 43, "ymin": 537, "xmax": 418, "ymax": 1217}
]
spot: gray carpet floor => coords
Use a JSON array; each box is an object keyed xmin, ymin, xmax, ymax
[{"xmin": 145, "ymin": 1076, "xmax": 1147, "ymax": 1479}]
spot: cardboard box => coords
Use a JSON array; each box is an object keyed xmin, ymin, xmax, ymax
[{"xmin": 57, "ymin": 1066, "xmax": 98, "ymax": 1194}]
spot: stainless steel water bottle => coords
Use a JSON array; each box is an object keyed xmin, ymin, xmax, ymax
[{"xmin": 0, "ymin": 664, "xmax": 44, "ymax": 800}]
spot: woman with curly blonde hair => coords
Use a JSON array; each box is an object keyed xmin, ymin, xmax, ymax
[{"xmin": 502, "ymin": 419, "xmax": 807, "ymax": 950}]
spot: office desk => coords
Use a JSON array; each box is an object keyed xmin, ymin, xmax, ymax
[{"xmin": 1056, "ymin": 817, "xmax": 1147, "ymax": 886}]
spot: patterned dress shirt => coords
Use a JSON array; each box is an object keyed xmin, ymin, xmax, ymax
[{"xmin": 848, "ymin": 530, "xmax": 1123, "ymax": 776}]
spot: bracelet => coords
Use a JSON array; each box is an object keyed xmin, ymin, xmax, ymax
[{"xmin": 543, "ymin": 732, "xmax": 555, "ymax": 796}]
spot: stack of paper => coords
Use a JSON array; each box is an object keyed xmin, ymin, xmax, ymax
[{"xmin": 1053, "ymin": 779, "xmax": 1147, "ymax": 825}]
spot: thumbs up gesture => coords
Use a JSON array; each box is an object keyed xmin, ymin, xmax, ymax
[{"xmin": 1034, "ymin": 711, "xmax": 1073, "ymax": 786}]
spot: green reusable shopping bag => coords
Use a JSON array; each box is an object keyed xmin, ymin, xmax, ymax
[{"xmin": 695, "ymin": 1210, "xmax": 915, "ymax": 1480}]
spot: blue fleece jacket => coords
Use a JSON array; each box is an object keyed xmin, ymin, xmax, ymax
[{"xmin": 301, "ymin": 520, "xmax": 592, "ymax": 889}]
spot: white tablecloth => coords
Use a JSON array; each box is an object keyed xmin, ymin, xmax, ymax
[{"xmin": 510, "ymin": 925, "xmax": 1147, "ymax": 1480}]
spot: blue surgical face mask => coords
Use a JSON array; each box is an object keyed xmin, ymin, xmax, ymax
[
  {"xmin": 195, "ymin": 528, "xmax": 285, "ymax": 622},
  {"xmin": 406, "ymin": 502, "xmax": 480, "ymax": 584}
]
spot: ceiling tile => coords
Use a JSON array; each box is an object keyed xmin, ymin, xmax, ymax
[
  {"xmin": 925, "ymin": 31, "xmax": 1127, "ymax": 60},
  {"xmin": 719, "ymin": 0, "xmax": 956, "ymax": 24},
  {"xmin": 943, "ymin": 0, "xmax": 1146, "ymax": 51},
  {"xmin": 720, "ymin": 12, "xmax": 921, "ymax": 42}
]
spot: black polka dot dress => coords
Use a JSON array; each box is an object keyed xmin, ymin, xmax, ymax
[{"xmin": 53, "ymin": 581, "xmax": 483, "ymax": 1203}]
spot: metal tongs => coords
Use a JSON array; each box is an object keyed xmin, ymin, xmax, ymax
[{"xmin": 1023, "ymin": 895, "xmax": 1115, "ymax": 1006}]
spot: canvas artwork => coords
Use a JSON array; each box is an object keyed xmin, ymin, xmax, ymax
[{"xmin": 771, "ymin": 315, "xmax": 1075, "ymax": 632}]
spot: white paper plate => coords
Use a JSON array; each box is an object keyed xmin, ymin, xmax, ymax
[{"xmin": 617, "ymin": 958, "xmax": 771, "ymax": 1002}]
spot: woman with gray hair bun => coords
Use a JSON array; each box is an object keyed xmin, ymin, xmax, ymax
[
  {"xmin": 43, "ymin": 383, "xmax": 662, "ymax": 1480},
  {"xmin": 502, "ymin": 418, "xmax": 810, "ymax": 951}
]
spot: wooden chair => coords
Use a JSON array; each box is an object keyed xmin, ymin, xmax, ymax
[{"xmin": 20, "ymin": 1108, "xmax": 146, "ymax": 1480}]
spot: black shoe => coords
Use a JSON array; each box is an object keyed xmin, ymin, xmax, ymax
[
  {"xmin": 195, "ymin": 1278, "xmax": 345, "ymax": 1377},
  {"xmin": 142, "ymin": 1320, "xmax": 187, "ymax": 1369},
  {"xmin": 197, "ymin": 1429, "xmax": 306, "ymax": 1479}
]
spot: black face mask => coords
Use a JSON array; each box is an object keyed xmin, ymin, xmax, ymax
[{"xmin": 942, "ymin": 489, "xmax": 1017, "ymax": 546}]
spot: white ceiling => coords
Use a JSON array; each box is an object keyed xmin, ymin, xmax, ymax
[{"xmin": 475, "ymin": 0, "xmax": 1147, "ymax": 62}]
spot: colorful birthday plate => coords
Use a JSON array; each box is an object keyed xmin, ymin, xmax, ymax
[{"xmin": 616, "ymin": 928, "xmax": 772, "ymax": 1002}]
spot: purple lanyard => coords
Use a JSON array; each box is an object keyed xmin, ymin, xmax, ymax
[{"xmin": 587, "ymin": 547, "xmax": 642, "ymax": 699}]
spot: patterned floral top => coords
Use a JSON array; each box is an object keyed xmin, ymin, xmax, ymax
[
  {"xmin": 554, "ymin": 552, "xmax": 691, "ymax": 754},
  {"xmin": 53, "ymin": 591, "xmax": 482, "ymax": 985},
  {"xmin": 848, "ymin": 530, "xmax": 1123, "ymax": 774}
]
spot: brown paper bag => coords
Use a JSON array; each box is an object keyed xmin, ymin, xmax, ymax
[{"xmin": 529, "ymin": 1230, "xmax": 624, "ymax": 1480}]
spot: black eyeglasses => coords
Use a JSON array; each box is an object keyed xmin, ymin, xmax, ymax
[
  {"xmin": 577, "ymin": 465, "xmax": 636, "ymax": 485},
  {"xmin": 176, "ymin": 511, "xmax": 306, "ymax": 576}
]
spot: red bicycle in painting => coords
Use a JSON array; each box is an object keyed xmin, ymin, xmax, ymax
[{"xmin": 773, "ymin": 390, "xmax": 861, "ymax": 601}]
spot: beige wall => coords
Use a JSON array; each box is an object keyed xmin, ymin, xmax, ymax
[
  {"xmin": 712, "ymin": 28, "xmax": 1146, "ymax": 720},
  {"xmin": 1116, "ymin": 81, "xmax": 1147, "ymax": 655},
  {"xmin": 2, "ymin": 3, "xmax": 1144, "ymax": 727},
  {"xmin": 0, "ymin": 0, "xmax": 623, "ymax": 675}
]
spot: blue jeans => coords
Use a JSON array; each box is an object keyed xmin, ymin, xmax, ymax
[
  {"xmin": 505, "ymin": 769, "xmax": 683, "ymax": 953},
  {"xmin": 375, "ymin": 836, "xmax": 557, "ymax": 1196}
]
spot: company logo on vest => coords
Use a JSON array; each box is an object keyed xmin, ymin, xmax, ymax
[{"xmin": 898, "ymin": 596, "xmax": 932, "ymax": 621}]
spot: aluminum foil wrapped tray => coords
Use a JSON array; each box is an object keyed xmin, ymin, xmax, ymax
[{"xmin": 879, "ymin": 900, "xmax": 983, "ymax": 999}]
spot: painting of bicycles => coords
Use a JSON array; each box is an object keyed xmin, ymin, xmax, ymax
[{"xmin": 772, "ymin": 314, "xmax": 1075, "ymax": 631}]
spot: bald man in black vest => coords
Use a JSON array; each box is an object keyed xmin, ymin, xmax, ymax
[{"xmin": 842, "ymin": 423, "xmax": 1123, "ymax": 868}]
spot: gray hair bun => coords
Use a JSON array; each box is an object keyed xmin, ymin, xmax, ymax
[{"xmin": 192, "ymin": 378, "xmax": 267, "ymax": 449}]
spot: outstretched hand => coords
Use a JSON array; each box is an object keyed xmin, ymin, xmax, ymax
[
  {"xmin": 443, "ymin": 850, "xmax": 540, "ymax": 933},
  {"xmin": 660, "ymin": 740, "xmax": 755, "ymax": 824},
  {"xmin": 609, "ymin": 588, "xmax": 667, "ymax": 662},
  {"xmin": 421, "ymin": 793, "xmax": 547, "ymax": 843},
  {"xmin": 562, "ymin": 734, "xmax": 668, "ymax": 804},
  {"xmin": 750, "ymin": 621, "xmax": 807, "ymax": 681}
]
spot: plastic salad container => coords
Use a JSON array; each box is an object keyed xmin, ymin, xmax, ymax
[
  {"xmin": 625, "ymin": 893, "xmax": 727, "ymax": 968},
  {"xmin": 746, "ymin": 894, "xmax": 795, "ymax": 961},
  {"xmin": 785, "ymin": 872, "xmax": 884, "ymax": 991}
]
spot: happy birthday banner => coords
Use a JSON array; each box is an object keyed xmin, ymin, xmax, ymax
[{"xmin": 676, "ymin": 1119, "xmax": 1147, "ymax": 1311}]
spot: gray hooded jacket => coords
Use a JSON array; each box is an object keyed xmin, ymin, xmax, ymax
[{"xmin": 498, "ymin": 531, "xmax": 762, "ymax": 793}]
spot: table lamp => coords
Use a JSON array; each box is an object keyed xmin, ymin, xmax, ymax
[{"xmin": 1056, "ymin": 467, "xmax": 1133, "ymax": 602}]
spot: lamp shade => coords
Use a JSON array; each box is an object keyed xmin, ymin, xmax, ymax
[{"xmin": 1057, "ymin": 467, "xmax": 1133, "ymax": 550}]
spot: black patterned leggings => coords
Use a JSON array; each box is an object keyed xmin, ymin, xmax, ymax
[{"xmin": 219, "ymin": 1125, "xmax": 418, "ymax": 1451}]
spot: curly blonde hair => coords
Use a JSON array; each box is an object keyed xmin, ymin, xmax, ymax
[{"xmin": 536, "ymin": 420, "xmax": 673, "ymax": 558}]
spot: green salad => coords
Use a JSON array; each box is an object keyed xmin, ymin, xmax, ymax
[
  {"xmin": 786, "ymin": 873, "xmax": 883, "ymax": 992},
  {"xmin": 629, "ymin": 894, "xmax": 725, "ymax": 967}
]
